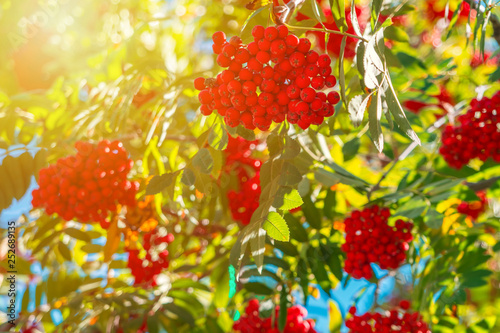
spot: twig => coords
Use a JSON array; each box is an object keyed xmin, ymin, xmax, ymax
[
  {"xmin": 273, "ymin": 0, "xmax": 306, "ymax": 26},
  {"xmin": 285, "ymin": 23, "xmax": 369, "ymax": 42},
  {"xmin": 490, "ymin": 14, "xmax": 500, "ymax": 47},
  {"xmin": 464, "ymin": 176, "xmax": 500, "ymax": 191},
  {"xmin": 272, "ymin": 0, "xmax": 369, "ymax": 42}
]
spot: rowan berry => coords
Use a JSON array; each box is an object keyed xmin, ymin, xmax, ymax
[
  {"xmin": 212, "ymin": 31, "xmax": 226, "ymax": 45},
  {"xmin": 252, "ymin": 25, "xmax": 265, "ymax": 40},
  {"xmin": 194, "ymin": 77, "xmax": 206, "ymax": 90},
  {"xmin": 264, "ymin": 26, "xmax": 278, "ymax": 41}
]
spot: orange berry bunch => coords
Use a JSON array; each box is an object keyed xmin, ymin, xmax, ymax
[
  {"xmin": 223, "ymin": 136, "xmax": 262, "ymax": 225},
  {"xmin": 233, "ymin": 299, "xmax": 317, "ymax": 333},
  {"xmin": 341, "ymin": 206, "xmax": 413, "ymax": 279},
  {"xmin": 194, "ymin": 25, "xmax": 340, "ymax": 131},
  {"xmin": 346, "ymin": 304, "xmax": 431, "ymax": 333},
  {"xmin": 32, "ymin": 140, "xmax": 138, "ymax": 223},
  {"xmin": 127, "ymin": 227, "xmax": 174, "ymax": 287},
  {"xmin": 440, "ymin": 91, "xmax": 500, "ymax": 169}
]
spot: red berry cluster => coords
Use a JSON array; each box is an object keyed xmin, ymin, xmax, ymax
[
  {"xmin": 233, "ymin": 299, "xmax": 317, "ymax": 333},
  {"xmin": 194, "ymin": 25, "xmax": 340, "ymax": 131},
  {"xmin": 457, "ymin": 191, "xmax": 487, "ymax": 220},
  {"xmin": 223, "ymin": 136, "xmax": 262, "ymax": 225},
  {"xmin": 440, "ymin": 91, "xmax": 500, "ymax": 169},
  {"xmin": 32, "ymin": 140, "xmax": 138, "ymax": 223},
  {"xmin": 346, "ymin": 304, "xmax": 431, "ymax": 333},
  {"xmin": 341, "ymin": 206, "xmax": 413, "ymax": 280},
  {"xmin": 127, "ymin": 228, "xmax": 174, "ymax": 287}
]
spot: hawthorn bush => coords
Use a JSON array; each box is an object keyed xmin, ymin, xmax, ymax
[{"xmin": 0, "ymin": 0, "xmax": 499, "ymax": 333}]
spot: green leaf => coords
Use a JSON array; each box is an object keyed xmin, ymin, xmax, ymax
[
  {"xmin": 243, "ymin": 282, "xmax": 273, "ymax": 295},
  {"xmin": 282, "ymin": 137, "xmax": 301, "ymax": 160},
  {"xmin": 338, "ymin": 36, "xmax": 348, "ymax": 108},
  {"xmin": 263, "ymin": 212, "xmax": 290, "ymax": 242},
  {"xmin": 240, "ymin": 268, "xmax": 281, "ymax": 282},
  {"xmin": 248, "ymin": 223, "xmax": 267, "ymax": 273},
  {"xmin": 237, "ymin": 126, "xmax": 255, "ymax": 141},
  {"xmin": 278, "ymin": 162, "xmax": 303, "ymax": 186},
  {"xmin": 147, "ymin": 316, "xmax": 160, "ymax": 333},
  {"xmin": 279, "ymin": 285, "xmax": 289, "ymax": 331},
  {"xmin": 240, "ymin": 6, "xmax": 268, "ymax": 42},
  {"xmin": 329, "ymin": 0, "xmax": 347, "ymax": 31},
  {"xmin": 323, "ymin": 189, "xmax": 337, "ymax": 219},
  {"xmin": 493, "ymin": 242, "xmax": 500, "ymax": 252},
  {"xmin": 284, "ymin": 213, "xmax": 308, "ymax": 242},
  {"xmin": 273, "ymin": 188, "xmax": 303, "ymax": 211},
  {"xmin": 80, "ymin": 244, "xmax": 103, "ymax": 254},
  {"xmin": 208, "ymin": 123, "xmax": 228, "ymax": 150},
  {"xmin": 350, "ymin": 1, "xmax": 362, "ymax": 36},
  {"xmin": 394, "ymin": 196, "xmax": 428, "ymax": 219},
  {"xmin": 488, "ymin": 67, "xmax": 500, "ymax": 83},
  {"xmin": 342, "ymin": 137, "xmax": 361, "ymax": 161},
  {"xmin": 267, "ymin": 133, "xmax": 283, "ymax": 157},
  {"xmin": 146, "ymin": 171, "xmax": 181, "ymax": 196},
  {"xmin": 423, "ymin": 178, "xmax": 463, "ymax": 196},
  {"xmin": 163, "ymin": 303, "xmax": 195, "ymax": 326},
  {"xmin": 371, "ymin": 0, "xmax": 383, "ymax": 29},
  {"xmin": 57, "ymin": 242, "xmax": 72, "ymax": 261},
  {"xmin": 385, "ymin": 25, "xmax": 409, "ymax": 42},
  {"xmin": 348, "ymin": 93, "xmax": 372, "ymax": 127},
  {"xmin": 356, "ymin": 42, "xmax": 366, "ymax": 87},
  {"xmin": 264, "ymin": 256, "xmax": 291, "ymax": 271},
  {"xmin": 380, "ymin": 4, "xmax": 415, "ymax": 16},
  {"xmin": 363, "ymin": 31, "xmax": 384, "ymax": 89},
  {"xmin": 63, "ymin": 228, "xmax": 91, "ymax": 242},
  {"xmin": 171, "ymin": 278, "xmax": 210, "ymax": 292},
  {"xmin": 321, "ymin": 243, "xmax": 343, "ymax": 281},
  {"xmin": 316, "ymin": 163, "xmax": 369, "ymax": 187},
  {"xmin": 385, "ymin": 75, "xmax": 421, "ymax": 145},
  {"xmin": 196, "ymin": 129, "xmax": 211, "ymax": 148},
  {"xmin": 424, "ymin": 208, "xmax": 444, "ymax": 229},
  {"xmin": 310, "ymin": 0, "xmax": 327, "ymax": 27},
  {"xmin": 297, "ymin": 258, "xmax": 309, "ymax": 299},
  {"xmin": 181, "ymin": 168, "xmax": 196, "ymax": 186},
  {"xmin": 192, "ymin": 148, "xmax": 213, "ymax": 174},
  {"xmin": 302, "ymin": 197, "xmax": 322, "ymax": 229},
  {"xmin": 307, "ymin": 246, "xmax": 332, "ymax": 293},
  {"xmin": 369, "ymin": 91, "xmax": 384, "ymax": 152}
]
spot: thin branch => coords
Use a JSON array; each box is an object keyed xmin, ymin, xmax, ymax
[
  {"xmin": 285, "ymin": 23, "xmax": 369, "ymax": 42},
  {"xmin": 490, "ymin": 14, "xmax": 500, "ymax": 47},
  {"xmin": 273, "ymin": 0, "xmax": 306, "ymax": 26},
  {"xmin": 272, "ymin": 0, "xmax": 369, "ymax": 42},
  {"xmin": 465, "ymin": 176, "xmax": 500, "ymax": 191}
]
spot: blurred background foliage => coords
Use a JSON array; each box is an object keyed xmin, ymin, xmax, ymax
[{"xmin": 0, "ymin": 0, "xmax": 499, "ymax": 332}]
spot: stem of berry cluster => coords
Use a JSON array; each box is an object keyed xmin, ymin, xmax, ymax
[
  {"xmin": 272, "ymin": 0, "xmax": 369, "ymax": 43},
  {"xmin": 284, "ymin": 23, "xmax": 369, "ymax": 43}
]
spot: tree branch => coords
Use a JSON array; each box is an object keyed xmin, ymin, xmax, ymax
[
  {"xmin": 273, "ymin": 0, "xmax": 368, "ymax": 42},
  {"xmin": 490, "ymin": 14, "xmax": 500, "ymax": 48},
  {"xmin": 465, "ymin": 176, "xmax": 500, "ymax": 191},
  {"xmin": 273, "ymin": 0, "xmax": 306, "ymax": 26}
]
